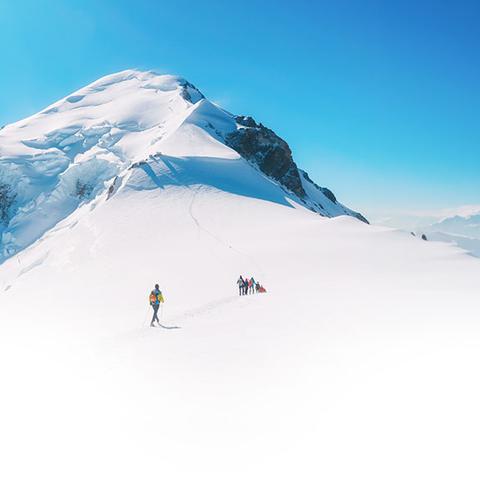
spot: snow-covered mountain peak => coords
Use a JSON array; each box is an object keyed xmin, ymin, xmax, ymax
[
  {"xmin": 0, "ymin": 69, "xmax": 366, "ymax": 262},
  {"xmin": 3, "ymin": 69, "xmax": 205, "ymax": 139}
]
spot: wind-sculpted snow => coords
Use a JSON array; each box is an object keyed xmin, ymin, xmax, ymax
[
  {"xmin": 127, "ymin": 154, "xmax": 295, "ymax": 208},
  {"xmin": 0, "ymin": 69, "xmax": 365, "ymax": 262}
]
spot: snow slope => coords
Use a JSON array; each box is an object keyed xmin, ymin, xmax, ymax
[
  {"xmin": 1, "ymin": 181, "xmax": 480, "ymax": 479},
  {"xmin": 0, "ymin": 71, "xmax": 480, "ymax": 479}
]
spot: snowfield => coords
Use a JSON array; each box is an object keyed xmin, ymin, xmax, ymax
[{"xmin": 0, "ymin": 70, "xmax": 480, "ymax": 479}]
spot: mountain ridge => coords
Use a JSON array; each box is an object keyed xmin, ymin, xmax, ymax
[{"xmin": 0, "ymin": 69, "xmax": 366, "ymax": 263}]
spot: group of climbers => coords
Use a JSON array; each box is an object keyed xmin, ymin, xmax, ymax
[
  {"xmin": 148, "ymin": 275, "xmax": 267, "ymax": 327},
  {"xmin": 236, "ymin": 275, "xmax": 266, "ymax": 296}
]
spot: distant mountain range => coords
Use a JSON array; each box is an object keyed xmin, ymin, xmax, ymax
[{"xmin": 425, "ymin": 211, "xmax": 480, "ymax": 257}]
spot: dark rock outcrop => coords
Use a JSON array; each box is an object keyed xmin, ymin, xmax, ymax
[
  {"xmin": 349, "ymin": 211, "xmax": 369, "ymax": 224},
  {"xmin": 225, "ymin": 116, "xmax": 306, "ymax": 198},
  {"xmin": 301, "ymin": 170, "xmax": 337, "ymax": 203},
  {"xmin": 75, "ymin": 179, "xmax": 94, "ymax": 200},
  {"xmin": 0, "ymin": 182, "xmax": 16, "ymax": 224},
  {"xmin": 179, "ymin": 80, "xmax": 204, "ymax": 104},
  {"xmin": 301, "ymin": 170, "xmax": 369, "ymax": 224},
  {"xmin": 225, "ymin": 114, "xmax": 368, "ymax": 224}
]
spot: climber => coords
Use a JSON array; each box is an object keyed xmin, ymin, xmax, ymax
[
  {"xmin": 149, "ymin": 284, "xmax": 165, "ymax": 327},
  {"xmin": 237, "ymin": 275, "xmax": 245, "ymax": 296},
  {"xmin": 243, "ymin": 276, "xmax": 249, "ymax": 295},
  {"xmin": 249, "ymin": 277, "xmax": 256, "ymax": 294}
]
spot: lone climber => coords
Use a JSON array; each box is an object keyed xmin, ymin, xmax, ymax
[{"xmin": 149, "ymin": 284, "xmax": 165, "ymax": 327}]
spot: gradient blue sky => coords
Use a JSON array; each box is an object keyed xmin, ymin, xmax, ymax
[{"xmin": 1, "ymin": 0, "xmax": 478, "ymax": 216}]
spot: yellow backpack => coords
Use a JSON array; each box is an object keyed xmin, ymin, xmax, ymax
[{"xmin": 149, "ymin": 291, "xmax": 165, "ymax": 305}]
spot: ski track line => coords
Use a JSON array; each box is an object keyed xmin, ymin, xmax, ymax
[
  {"xmin": 108, "ymin": 294, "xmax": 255, "ymax": 344},
  {"xmin": 169, "ymin": 293, "xmax": 248, "ymax": 323},
  {"xmin": 188, "ymin": 186, "xmax": 266, "ymax": 277}
]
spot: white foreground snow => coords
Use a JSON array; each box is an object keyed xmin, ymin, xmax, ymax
[
  {"xmin": 0, "ymin": 70, "xmax": 479, "ymax": 479},
  {"xmin": 1, "ymin": 182, "xmax": 480, "ymax": 479}
]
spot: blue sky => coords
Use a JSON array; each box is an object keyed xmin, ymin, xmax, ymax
[{"xmin": 0, "ymin": 0, "xmax": 478, "ymax": 216}]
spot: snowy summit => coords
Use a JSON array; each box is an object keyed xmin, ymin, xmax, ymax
[{"xmin": 0, "ymin": 69, "xmax": 365, "ymax": 262}]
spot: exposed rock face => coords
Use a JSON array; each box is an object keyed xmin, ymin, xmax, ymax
[
  {"xmin": 301, "ymin": 170, "xmax": 369, "ymax": 224},
  {"xmin": 0, "ymin": 182, "xmax": 16, "ymax": 224},
  {"xmin": 74, "ymin": 179, "xmax": 94, "ymax": 200},
  {"xmin": 352, "ymin": 211, "xmax": 369, "ymax": 224},
  {"xmin": 226, "ymin": 116, "xmax": 306, "ymax": 198},
  {"xmin": 301, "ymin": 170, "xmax": 337, "ymax": 203},
  {"xmin": 225, "ymin": 115, "xmax": 368, "ymax": 224},
  {"xmin": 179, "ymin": 80, "xmax": 204, "ymax": 104}
]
